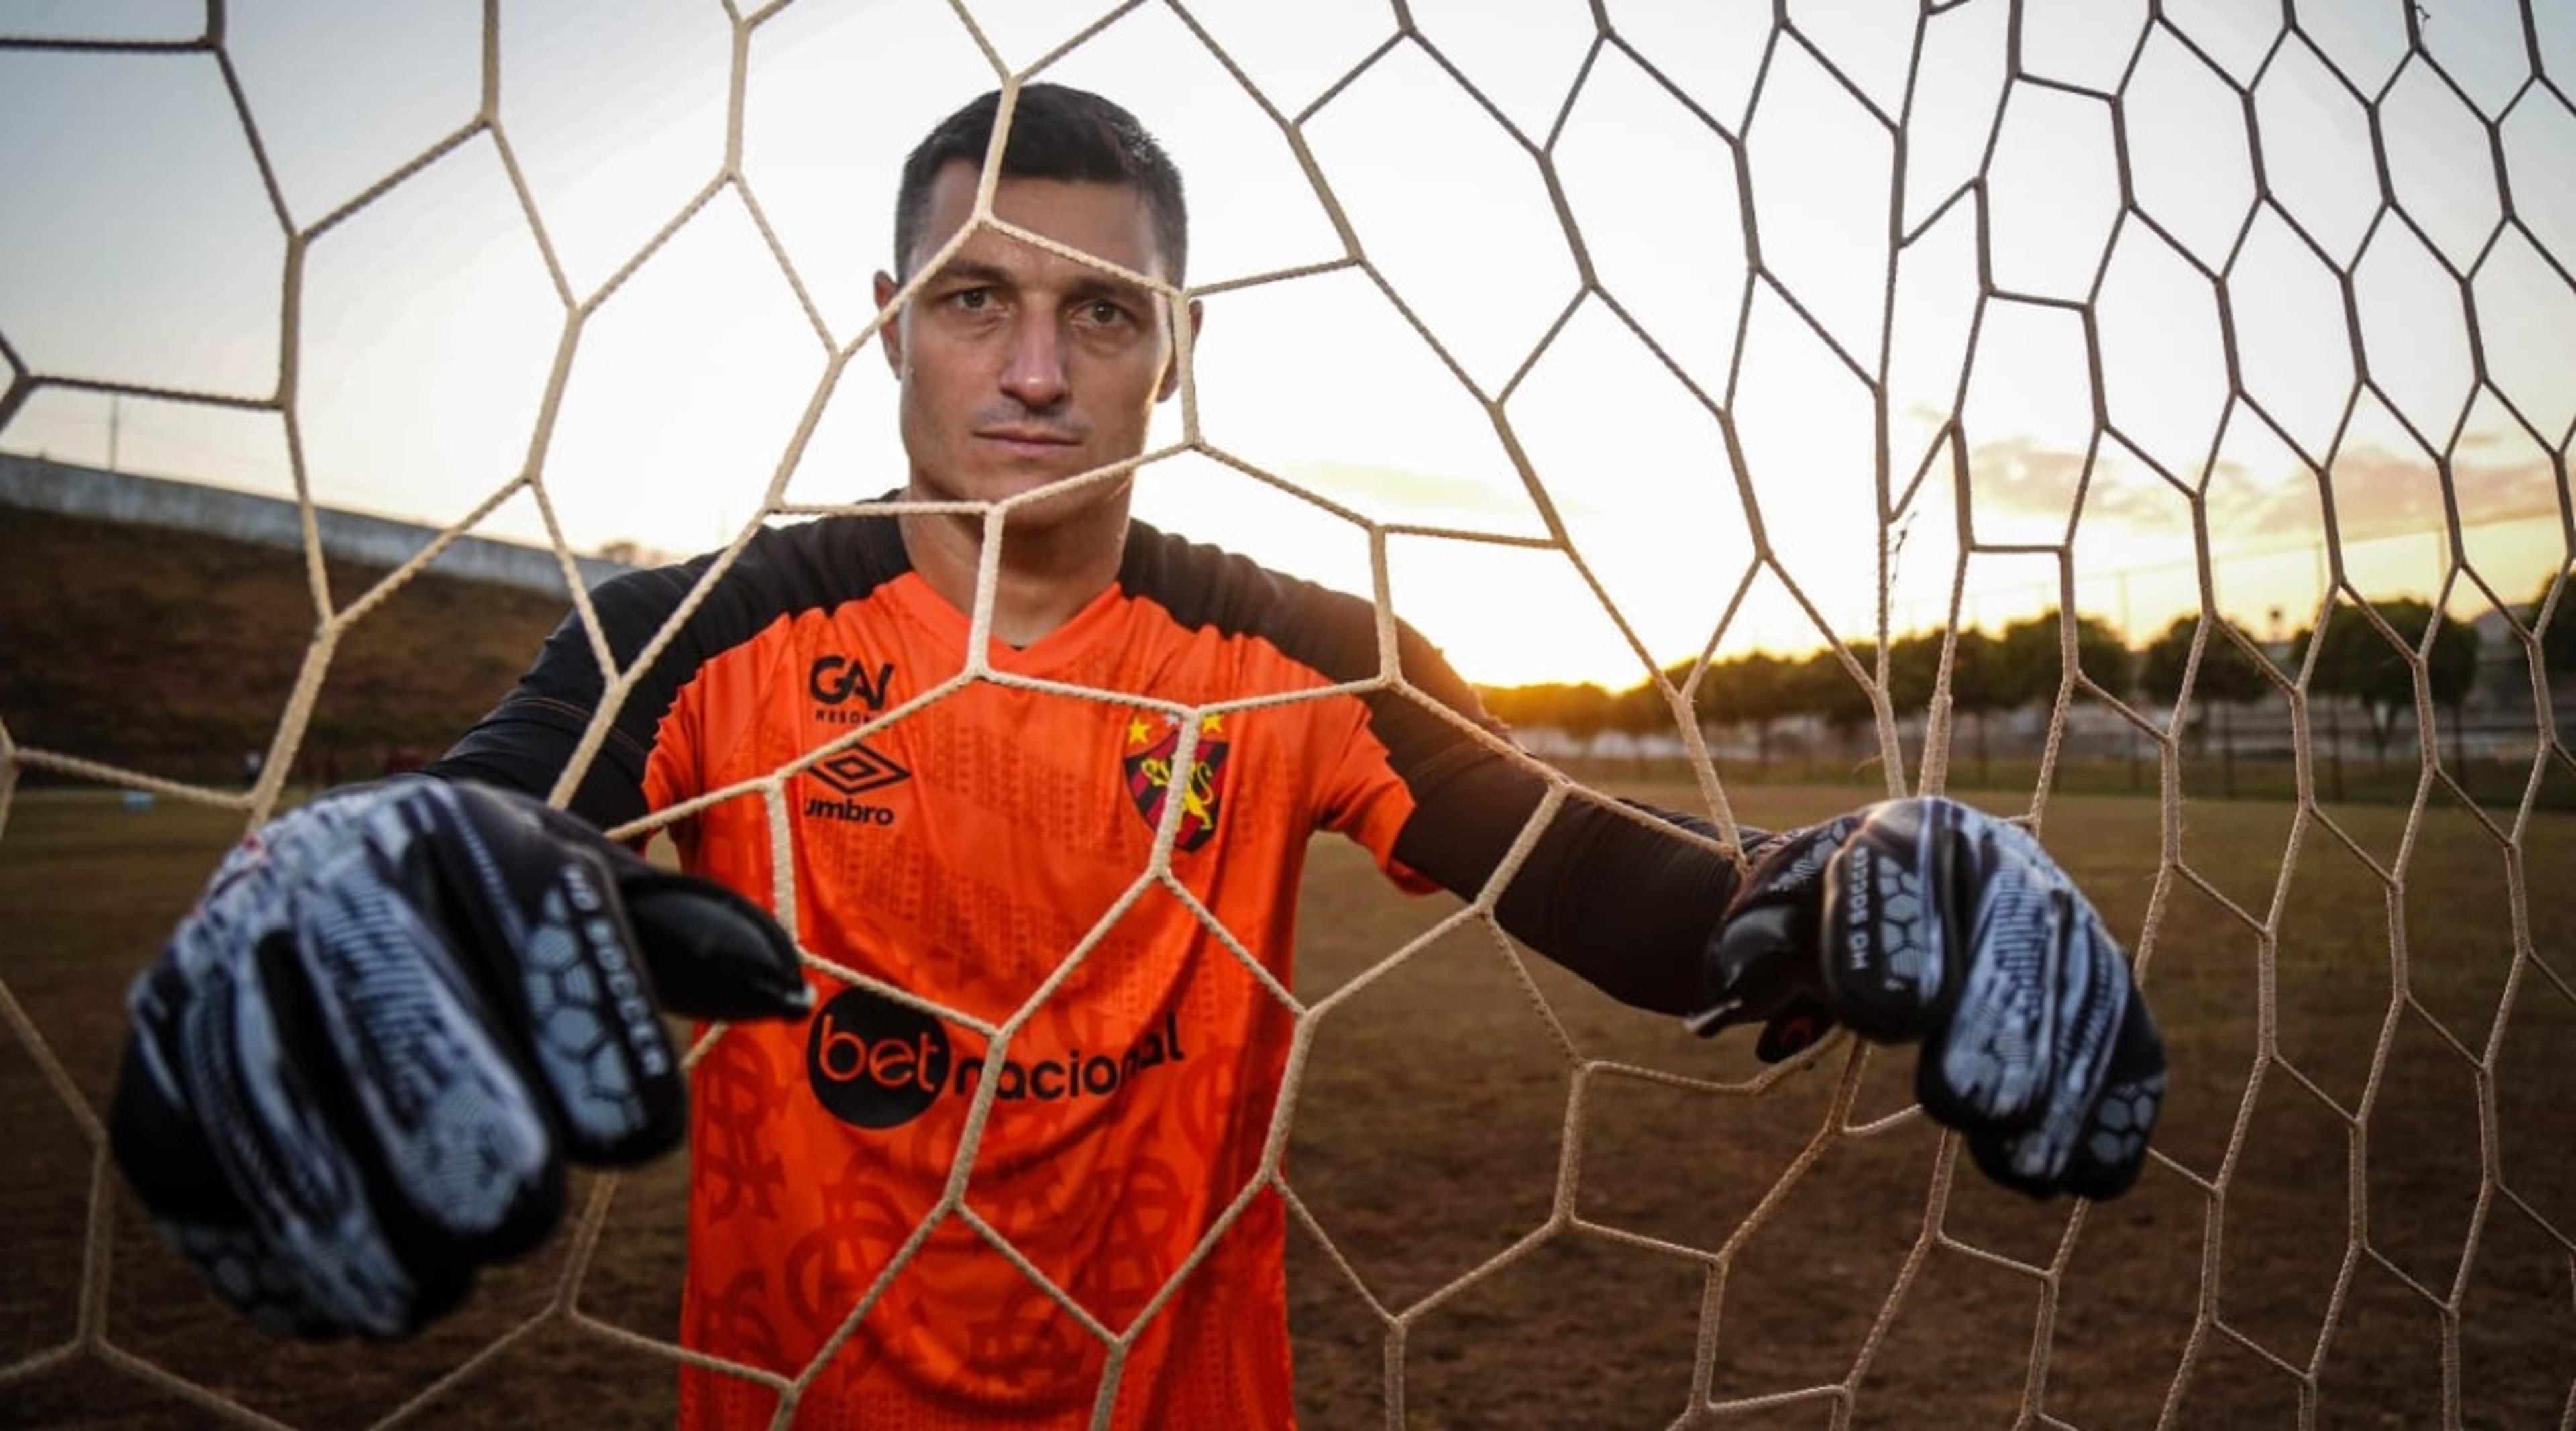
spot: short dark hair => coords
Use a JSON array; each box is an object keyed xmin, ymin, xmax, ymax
[{"xmin": 892, "ymin": 84, "xmax": 1189, "ymax": 284}]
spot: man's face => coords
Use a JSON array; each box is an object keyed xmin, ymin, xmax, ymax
[{"xmin": 875, "ymin": 161, "xmax": 1192, "ymax": 517}]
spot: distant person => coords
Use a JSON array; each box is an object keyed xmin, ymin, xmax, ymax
[
  {"xmin": 238, "ymin": 749, "xmax": 262, "ymax": 788},
  {"xmin": 109, "ymin": 85, "xmax": 2165, "ymax": 1428}
]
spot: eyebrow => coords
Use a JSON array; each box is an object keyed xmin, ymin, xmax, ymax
[
  {"xmin": 922, "ymin": 257, "xmax": 1154, "ymax": 307},
  {"xmin": 1064, "ymin": 271, "xmax": 1155, "ymax": 308},
  {"xmin": 924, "ymin": 258, "xmax": 1014, "ymax": 289}
]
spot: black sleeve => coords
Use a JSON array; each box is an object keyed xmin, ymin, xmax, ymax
[
  {"xmin": 423, "ymin": 561, "xmax": 710, "ymax": 829},
  {"xmin": 425, "ymin": 514, "xmax": 912, "ymax": 830},
  {"xmin": 1368, "ymin": 627, "xmax": 1753, "ymax": 1016},
  {"xmin": 1090, "ymin": 523, "xmax": 1766, "ymax": 1018}
]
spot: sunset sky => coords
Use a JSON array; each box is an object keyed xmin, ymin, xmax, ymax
[{"xmin": 2, "ymin": 0, "xmax": 2569, "ymax": 687}]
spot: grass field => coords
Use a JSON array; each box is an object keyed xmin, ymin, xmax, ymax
[{"xmin": 3, "ymin": 781, "xmax": 2573, "ymax": 1429}]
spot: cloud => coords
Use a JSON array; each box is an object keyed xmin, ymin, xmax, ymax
[
  {"xmin": 1279, "ymin": 458, "xmax": 1538, "ymax": 525},
  {"xmin": 1960, "ymin": 436, "xmax": 2559, "ymax": 553},
  {"xmin": 1962, "ymin": 435, "xmax": 2098, "ymax": 511}
]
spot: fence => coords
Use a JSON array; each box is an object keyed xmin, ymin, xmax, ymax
[{"xmin": 0, "ymin": 454, "xmax": 631, "ymax": 596}]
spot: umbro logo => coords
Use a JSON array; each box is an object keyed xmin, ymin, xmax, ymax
[
  {"xmin": 804, "ymin": 741, "xmax": 910, "ymax": 825},
  {"xmin": 814, "ymin": 744, "xmax": 908, "ymax": 796}
]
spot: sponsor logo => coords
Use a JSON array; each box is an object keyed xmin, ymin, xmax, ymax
[
  {"xmin": 1122, "ymin": 712, "xmax": 1229, "ymax": 853},
  {"xmin": 804, "ymin": 985, "xmax": 1190, "ymax": 1131},
  {"xmin": 806, "ymin": 986, "xmax": 951, "ymax": 1128},
  {"xmin": 812, "ymin": 745, "xmax": 910, "ymax": 796},
  {"xmin": 804, "ymin": 797, "xmax": 898, "ymax": 827},
  {"xmin": 803, "ymin": 743, "xmax": 910, "ymax": 825},
  {"xmin": 810, "ymin": 653, "xmax": 897, "ymax": 725}
]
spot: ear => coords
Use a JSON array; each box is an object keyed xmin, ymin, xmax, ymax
[
  {"xmin": 1156, "ymin": 298, "xmax": 1204, "ymax": 404},
  {"xmin": 872, "ymin": 270, "xmax": 906, "ymax": 376}
]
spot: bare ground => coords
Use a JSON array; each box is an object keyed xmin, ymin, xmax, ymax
[{"xmin": 3, "ymin": 782, "xmax": 2571, "ymax": 1429}]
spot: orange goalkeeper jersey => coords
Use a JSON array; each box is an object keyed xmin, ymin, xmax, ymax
[{"xmin": 434, "ymin": 507, "xmax": 1740, "ymax": 1428}]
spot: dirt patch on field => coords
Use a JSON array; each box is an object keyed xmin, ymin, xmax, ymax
[{"xmin": 4, "ymin": 784, "xmax": 2572, "ymax": 1428}]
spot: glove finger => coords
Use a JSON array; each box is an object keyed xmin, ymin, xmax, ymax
[
  {"xmin": 2054, "ymin": 992, "xmax": 2166, "ymax": 1200},
  {"xmin": 117, "ymin": 929, "xmax": 470, "ymax": 1338},
  {"xmin": 1929, "ymin": 876, "xmax": 2129, "ymax": 1177},
  {"xmin": 1686, "ymin": 904, "xmax": 1820, "ymax": 1039},
  {"xmin": 1754, "ymin": 992, "xmax": 1838, "ymax": 1063},
  {"xmin": 288, "ymin": 835, "xmax": 569, "ymax": 1265},
  {"xmin": 1817, "ymin": 798, "xmax": 1961, "ymax": 1042},
  {"xmin": 113, "ymin": 958, "xmax": 350, "ymax": 1336},
  {"xmin": 623, "ymin": 877, "xmax": 813, "ymax": 1023},
  {"xmin": 510, "ymin": 792, "xmax": 812, "ymax": 1025},
  {"xmin": 1963, "ymin": 988, "xmax": 2162, "ymax": 1200},
  {"xmin": 1742, "ymin": 812, "xmax": 1863, "ymax": 902},
  {"xmin": 1962, "ymin": 1124, "xmax": 2053, "ymax": 1200},
  {"xmin": 419, "ymin": 782, "xmax": 692, "ymax": 1167}
]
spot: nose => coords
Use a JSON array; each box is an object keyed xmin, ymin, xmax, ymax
[{"xmin": 998, "ymin": 311, "xmax": 1069, "ymax": 411}]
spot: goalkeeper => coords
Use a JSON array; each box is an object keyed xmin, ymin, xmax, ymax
[{"xmin": 111, "ymin": 83, "xmax": 2164, "ymax": 1429}]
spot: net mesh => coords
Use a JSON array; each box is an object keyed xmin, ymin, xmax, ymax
[{"xmin": 2, "ymin": 1, "xmax": 2573, "ymax": 1426}]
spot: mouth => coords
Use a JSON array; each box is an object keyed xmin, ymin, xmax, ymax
[{"xmin": 974, "ymin": 427, "xmax": 1082, "ymax": 459}]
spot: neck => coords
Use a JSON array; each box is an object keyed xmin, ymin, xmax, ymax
[{"xmin": 898, "ymin": 480, "xmax": 1132, "ymax": 647}]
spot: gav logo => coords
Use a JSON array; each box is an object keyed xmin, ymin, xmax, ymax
[
  {"xmin": 805, "ymin": 984, "xmax": 1190, "ymax": 1131},
  {"xmin": 809, "ymin": 653, "xmax": 896, "ymax": 725},
  {"xmin": 803, "ymin": 743, "xmax": 910, "ymax": 826}
]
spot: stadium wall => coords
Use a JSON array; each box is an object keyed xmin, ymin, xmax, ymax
[{"xmin": 0, "ymin": 455, "xmax": 631, "ymax": 596}]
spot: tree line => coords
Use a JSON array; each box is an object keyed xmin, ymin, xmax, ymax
[{"xmin": 1476, "ymin": 577, "xmax": 2575, "ymax": 789}]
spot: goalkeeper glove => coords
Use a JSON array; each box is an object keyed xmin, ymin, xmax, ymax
[
  {"xmin": 1687, "ymin": 796, "xmax": 2165, "ymax": 1200},
  {"xmin": 108, "ymin": 777, "xmax": 812, "ymax": 1337}
]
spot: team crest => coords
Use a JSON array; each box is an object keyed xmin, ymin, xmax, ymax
[{"xmin": 1122, "ymin": 713, "xmax": 1230, "ymax": 853}]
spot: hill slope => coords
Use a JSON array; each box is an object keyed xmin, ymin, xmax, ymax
[{"xmin": 2, "ymin": 506, "xmax": 579, "ymax": 784}]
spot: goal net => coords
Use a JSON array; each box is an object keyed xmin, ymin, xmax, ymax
[{"xmin": 1, "ymin": 1, "xmax": 2571, "ymax": 1426}]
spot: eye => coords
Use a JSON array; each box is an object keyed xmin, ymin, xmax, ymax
[
  {"xmin": 951, "ymin": 286, "xmax": 994, "ymax": 311},
  {"xmin": 1079, "ymin": 299, "xmax": 1131, "ymax": 329}
]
